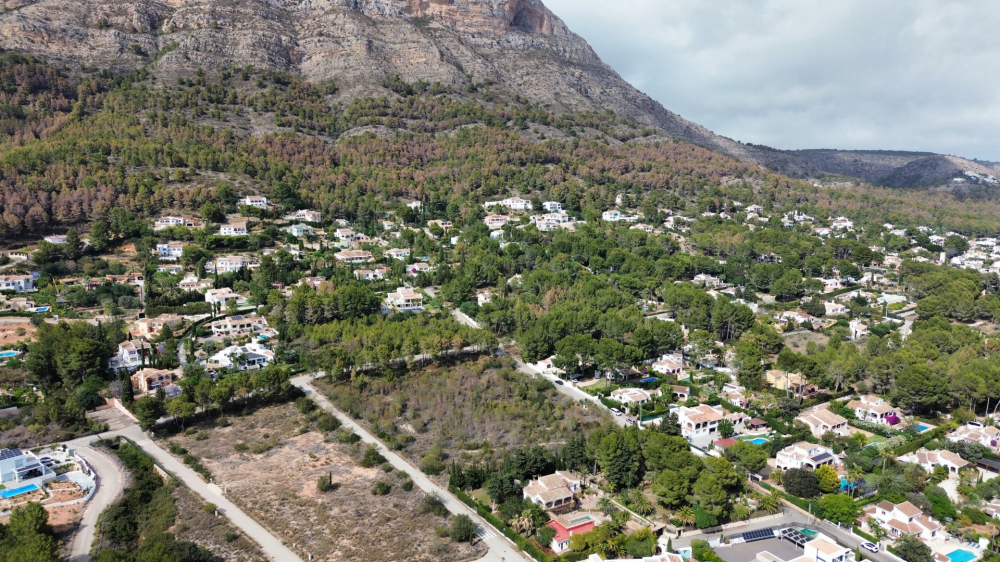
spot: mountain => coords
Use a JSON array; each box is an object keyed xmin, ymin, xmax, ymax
[{"xmin": 0, "ymin": 0, "xmax": 994, "ymax": 187}]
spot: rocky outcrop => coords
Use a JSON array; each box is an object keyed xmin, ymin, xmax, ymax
[{"xmin": 0, "ymin": 0, "xmax": 989, "ymax": 186}]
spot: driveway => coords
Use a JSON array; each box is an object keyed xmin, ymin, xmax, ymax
[{"xmin": 291, "ymin": 373, "xmax": 529, "ymax": 562}]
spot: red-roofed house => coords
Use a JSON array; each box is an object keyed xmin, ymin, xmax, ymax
[
  {"xmin": 864, "ymin": 500, "xmax": 940, "ymax": 540},
  {"xmin": 546, "ymin": 514, "xmax": 597, "ymax": 553}
]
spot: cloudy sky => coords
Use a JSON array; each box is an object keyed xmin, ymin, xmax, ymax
[{"xmin": 544, "ymin": 0, "xmax": 1000, "ymax": 161}]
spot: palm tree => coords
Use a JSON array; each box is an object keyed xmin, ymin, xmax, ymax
[
  {"xmin": 847, "ymin": 466, "xmax": 864, "ymax": 498},
  {"xmin": 759, "ymin": 492, "xmax": 782, "ymax": 515},
  {"xmin": 879, "ymin": 447, "xmax": 895, "ymax": 473},
  {"xmin": 675, "ymin": 506, "xmax": 696, "ymax": 530},
  {"xmin": 597, "ymin": 497, "xmax": 618, "ymax": 516},
  {"xmin": 771, "ymin": 468, "xmax": 785, "ymax": 485}
]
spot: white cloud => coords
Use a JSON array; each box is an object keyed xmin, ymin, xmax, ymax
[{"xmin": 545, "ymin": 0, "xmax": 1000, "ymax": 160}]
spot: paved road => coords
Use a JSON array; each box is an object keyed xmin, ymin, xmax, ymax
[
  {"xmin": 66, "ymin": 436, "xmax": 127, "ymax": 562},
  {"xmin": 66, "ymin": 425, "xmax": 301, "ymax": 562},
  {"xmin": 115, "ymin": 425, "xmax": 304, "ymax": 562},
  {"xmin": 291, "ymin": 374, "xmax": 529, "ymax": 562}
]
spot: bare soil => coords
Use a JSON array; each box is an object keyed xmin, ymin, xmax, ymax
[
  {"xmin": 168, "ymin": 402, "xmax": 484, "ymax": 562},
  {"xmin": 170, "ymin": 485, "xmax": 266, "ymax": 562},
  {"xmin": 0, "ymin": 319, "xmax": 35, "ymax": 344},
  {"xmin": 782, "ymin": 330, "xmax": 830, "ymax": 352}
]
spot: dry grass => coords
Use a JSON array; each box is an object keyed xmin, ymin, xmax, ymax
[
  {"xmin": 782, "ymin": 330, "xmax": 830, "ymax": 351},
  {"xmin": 168, "ymin": 402, "xmax": 484, "ymax": 562},
  {"xmin": 315, "ymin": 357, "xmax": 610, "ymax": 468},
  {"xmin": 170, "ymin": 486, "xmax": 265, "ymax": 562}
]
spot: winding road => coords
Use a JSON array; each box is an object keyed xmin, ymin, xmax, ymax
[
  {"xmin": 291, "ymin": 373, "xmax": 529, "ymax": 562},
  {"xmin": 66, "ymin": 425, "xmax": 302, "ymax": 562}
]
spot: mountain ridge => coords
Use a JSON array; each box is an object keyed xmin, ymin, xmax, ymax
[{"xmin": 0, "ymin": 0, "xmax": 992, "ymax": 188}]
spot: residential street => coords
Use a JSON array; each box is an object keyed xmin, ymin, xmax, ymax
[
  {"xmin": 291, "ymin": 373, "xmax": 530, "ymax": 562},
  {"xmin": 65, "ymin": 436, "xmax": 127, "ymax": 562},
  {"xmin": 65, "ymin": 425, "xmax": 302, "ymax": 562}
]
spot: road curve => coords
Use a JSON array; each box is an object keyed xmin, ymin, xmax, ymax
[
  {"xmin": 66, "ymin": 436, "xmax": 127, "ymax": 562},
  {"xmin": 291, "ymin": 374, "xmax": 530, "ymax": 562}
]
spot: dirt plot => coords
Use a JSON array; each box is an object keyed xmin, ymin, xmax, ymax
[
  {"xmin": 170, "ymin": 485, "xmax": 265, "ymax": 562},
  {"xmin": 782, "ymin": 330, "xmax": 830, "ymax": 352},
  {"xmin": 315, "ymin": 357, "xmax": 610, "ymax": 465},
  {"xmin": 0, "ymin": 318, "xmax": 34, "ymax": 344},
  {"xmin": 169, "ymin": 402, "xmax": 485, "ymax": 562}
]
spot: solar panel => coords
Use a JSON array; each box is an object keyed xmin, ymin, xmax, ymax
[
  {"xmin": 0, "ymin": 448, "xmax": 23, "ymax": 460},
  {"xmin": 742, "ymin": 528, "xmax": 775, "ymax": 542},
  {"xmin": 812, "ymin": 452, "xmax": 832, "ymax": 462}
]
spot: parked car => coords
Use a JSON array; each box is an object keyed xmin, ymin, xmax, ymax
[
  {"xmin": 625, "ymin": 418, "xmax": 636, "ymax": 425},
  {"xmin": 610, "ymin": 408, "xmax": 622, "ymax": 416},
  {"xmin": 861, "ymin": 542, "xmax": 879, "ymax": 553},
  {"xmin": 554, "ymin": 379, "xmax": 564, "ymax": 385}
]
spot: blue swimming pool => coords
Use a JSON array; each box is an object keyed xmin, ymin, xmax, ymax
[
  {"xmin": 0, "ymin": 483, "xmax": 39, "ymax": 499},
  {"xmin": 947, "ymin": 549, "xmax": 977, "ymax": 562},
  {"xmin": 746, "ymin": 438, "xmax": 768, "ymax": 445},
  {"xmin": 916, "ymin": 423, "xmax": 933, "ymax": 432},
  {"xmin": 0, "ymin": 350, "xmax": 18, "ymax": 358}
]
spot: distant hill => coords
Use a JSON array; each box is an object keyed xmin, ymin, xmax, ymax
[{"xmin": 0, "ymin": 0, "xmax": 993, "ymax": 188}]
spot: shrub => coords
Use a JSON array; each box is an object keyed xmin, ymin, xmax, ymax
[
  {"xmin": 295, "ymin": 396, "xmax": 316, "ymax": 414},
  {"xmin": 402, "ymin": 480, "xmax": 414, "ymax": 492},
  {"xmin": 195, "ymin": 431, "xmax": 209, "ymax": 441},
  {"xmin": 316, "ymin": 413, "xmax": 341, "ymax": 432},
  {"xmin": 233, "ymin": 443, "xmax": 248, "ymax": 453},
  {"xmin": 217, "ymin": 417, "xmax": 230, "ymax": 427},
  {"xmin": 169, "ymin": 442, "xmax": 187, "ymax": 455},
  {"xmin": 337, "ymin": 431, "xmax": 360, "ymax": 444},
  {"xmin": 435, "ymin": 526, "xmax": 450, "ymax": 538},
  {"xmin": 203, "ymin": 503, "xmax": 217, "ymax": 514},
  {"xmin": 223, "ymin": 531, "xmax": 239, "ymax": 543},
  {"xmin": 449, "ymin": 514, "xmax": 477, "ymax": 543},
  {"xmin": 372, "ymin": 481, "xmax": 391, "ymax": 495},
  {"xmin": 317, "ymin": 472, "xmax": 336, "ymax": 492},
  {"xmin": 382, "ymin": 462, "xmax": 394, "ymax": 473},
  {"xmin": 418, "ymin": 493, "xmax": 449, "ymax": 517},
  {"xmin": 360, "ymin": 445, "xmax": 387, "ymax": 468}
]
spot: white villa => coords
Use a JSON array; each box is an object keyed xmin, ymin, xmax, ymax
[
  {"xmin": 204, "ymin": 287, "xmax": 244, "ymax": 306},
  {"xmin": 209, "ymin": 315, "xmax": 268, "ymax": 336},
  {"xmin": 755, "ymin": 533, "xmax": 854, "ymax": 562},
  {"xmin": 382, "ymin": 287, "xmax": 424, "ymax": 313},
  {"xmin": 775, "ymin": 442, "xmax": 839, "ymax": 471},
  {"xmin": 209, "ymin": 342, "xmax": 275, "ymax": 371},
  {"xmin": 156, "ymin": 242, "xmax": 185, "ymax": 261},
  {"xmin": 219, "ymin": 220, "xmax": 248, "ymax": 236},
  {"xmin": 0, "ymin": 448, "xmax": 56, "ymax": 488},
  {"xmin": 898, "ymin": 448, "xmax": 968, "ymax": 478},
  {"xmin": 523, "ymin": 471, "xmax": 581, "ymax": 512},
  {"xmin": 845, "ymin": 395, "xmax": 898, "ymax": 425},
  {"xmin": 675, "ymin": 404, "xmax": 725, "ymax": 442},
  {"xmin": 334, "ymin": 250, "xmax": 374, "ymax": 264},
  {"xmin": 0, "ymin": 274, "xmax": 35, "ymax": 293},
  {"xmin": 609, "ymin": 388, "xmax": 661, "ymax": 406},
  {"xmin": 108, "ymin": 340, "xmax": 152, "ymax": 370},
  {"xmin": 947, "ymin": 423, "xmax": 1000, "ymax": 451},
  {"xmin": 864, "ymin": 500, "xmax": 940, "ymax": 541},
  {"xmin": 796, "ymin": 406, "xmax": 849, "ymax": 438},
  {"xmin": 483, "ymin": 197, "xmax": 532, "ymax": 212},
  {"xmin": 242, "ymin": 195, "xmax": 269, "ymax": 208}
]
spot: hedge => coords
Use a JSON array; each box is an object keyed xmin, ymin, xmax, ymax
[
  {"xmin": 146, "ymin": 302, "xmax": 213, "ymax": 317},
  {"xmin": 852, "ymin": 526, "xmax": 877, "ymax": 542},
  {"xmin": 758, "ymin": 482, "xmax": 824, "ymax": 518},
  {"xmin": 891, "ymin": 424, "xmax": 953, "ymax": 456},
  {"xmin": 451, "ymin": 486, "xmax": 554, "ymax": 562}
]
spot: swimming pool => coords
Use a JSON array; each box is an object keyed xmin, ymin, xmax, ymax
[
  {"xmin": 0, "ymin": 350, "xmax": 18, "ymax": 358},
  {"xmin": 0, "ymin": 483, "xmax": 39, "ymax": 499},
  {"xmin": 746, "ymin": 438, "xmax": 768, "ymax": 445},
  {"xmin": 947, "ymin": 549, "xmax": 977, "ymax": 562},
  {"xmin": 799, "ymin": 528, "xmax": 819, "ymax": 538},
  {"xmin": 916, "ymin": 423, "xmax": 933, "ymax": 432}
]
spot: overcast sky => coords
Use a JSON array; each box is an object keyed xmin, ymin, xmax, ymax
[{"xmin": 545, "ymin": 0, "xmax": 1000, "ymax": 161}]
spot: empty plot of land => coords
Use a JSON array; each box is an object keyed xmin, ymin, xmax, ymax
[{"xmin": 168, "ymin": 402, "xmax": 485, "ymax": 562}]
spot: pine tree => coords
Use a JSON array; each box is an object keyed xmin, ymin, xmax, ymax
[{"xmin": 120, "ymin": 370, "xmax": 134, "ymax": 405}]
